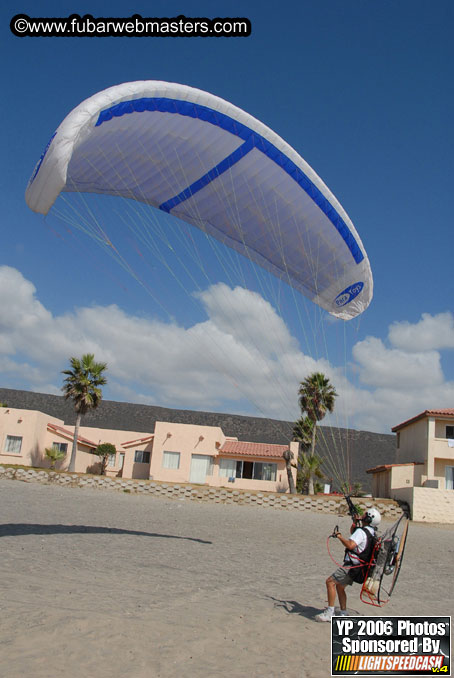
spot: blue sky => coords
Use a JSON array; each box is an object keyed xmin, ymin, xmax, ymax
[{"xmin": 1, "ymin": 0, "xmax": 453, "ymax": 433}]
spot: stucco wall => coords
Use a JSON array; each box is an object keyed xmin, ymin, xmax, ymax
[
  {"xmin": 371, "ymin": 464, "xmax": 427, "ymax": 498},
  {"xmin": 431, "ymin": 439, "xmax": 454, "ymax": 459},
  {"xmin": 390, "ymin": 464, "xmax": 421, "ymax": 489},
  {"xmin": 75, "ymin": 425, "xmax": 153, "ymax": 478},
  {"xmin": 392, "ymin": 486, "xmax": 454, "ymax": 523},
  {"xmin": 396, "ymin": 418, "xmax": 428, "ymax": 463},
  {"xmin": 434, "ymin": 419, "xmax": 454, "ymax": 438},
  {"xmin": 371, "ymin": 470, "xmax": 390, "ymax": 498},
  {"xmin": 149, "ymin": 421, "xmax": 296, "ymax": 492},
  {"xmin": 0, "ymin": 409, "xmax": 154, "ymax": 475},
  {"xmin": 2, "ymin": 408, "xmax": 74, "ymax": 471},
  {"xmin": 150, "ymin": 421, "xmax": 223, "ymax": 484},
  {"xmin": 434, "ymin": 458, "xmax": 454, "ymax": 490}
]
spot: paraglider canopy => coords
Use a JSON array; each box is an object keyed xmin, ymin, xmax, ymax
[{"xmin": 26, "ymin": 80, "xmax": 373, "ymax": 319}]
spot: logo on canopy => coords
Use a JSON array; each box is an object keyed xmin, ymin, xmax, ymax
[{"xmin": 334, "ymin": 282, "xmax": 364, "ymax": 307}]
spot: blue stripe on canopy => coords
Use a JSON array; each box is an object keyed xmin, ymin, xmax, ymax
[
  {"xmin": 96, "ymin": 98, "xmax": 364, "ymax": 264},
  {"xmin": 159, "ymin": 136, "xmax": 255, "ymax": 214}
]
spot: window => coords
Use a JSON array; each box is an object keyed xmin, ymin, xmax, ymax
[
  {"xmin": 446, "ymin": 426, "xmax": 454, "ymax": 439},
  {"xmin": 262, "ymin": 463, "xmax": 277, "ymax": 481},
  {"xmin": 162, "ymin": 451, "xmax": 180, "ymax": 469},
  {"xmin": 52, "ymin": 442, "xmax": 68, "ymax": 453},
  {"xmin": 219, "ymin": 458, "xmax": 237, "ymax": 478},
  {"xmin": 240, "ymin": 461, "xmax": 254, "ymax": 479},
  {"xmin": 446, "ymin": 467, "xmax": 454, "ymax": 490},
  {"xmin": 107, "ymin": 453, "xmax": 116, "ymax": 467},
  {"xmin": 134, "ymin": 450, "xmax": 150, "ymax": 464},
  {"xmin": 253, "ymin": 462, "xmax": 277, "ymax": 481},
  {"xmin": 219, "ymin": 458, "xmax": 277, "ymax": 481},
  {"xmin": 4, "ymin": 435, "xmax": 22, "ymax": 454}
]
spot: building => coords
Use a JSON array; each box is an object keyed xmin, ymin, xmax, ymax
[
  {"xmin": 0, "ymin": 388, "xmax": 398, "ymax": 492},
  {"xmin": 367, "ymin": 409, "xmax": 454, "ymax": 522},
  {"xmin": 0, "ymin": 406, "xmax": 297, "ymax": 493}
]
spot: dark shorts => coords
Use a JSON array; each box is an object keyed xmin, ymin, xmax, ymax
[{"xmin": 331, "ymin": 566, "xmax": 354, "ymax": 587}]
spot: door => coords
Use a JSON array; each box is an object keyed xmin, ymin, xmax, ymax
[
  {"xmin": 189, "ymin": 455, "xmax": 212, "ymax": 484},
  {"xmin": 118, "ymin": 453, "xmax": 125, "ymax": 477}
]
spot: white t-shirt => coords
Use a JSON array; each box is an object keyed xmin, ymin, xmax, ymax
[{"xmin": 344, "ymin": 526, "xmax": 374, "ymax": 565}]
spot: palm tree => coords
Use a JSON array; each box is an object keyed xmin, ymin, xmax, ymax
[
  {"xmin": 292, "ymin": 416, "xmax": 314, "ymax": 453},
  {"xmin": 298, "ymin": 372, "xmax": 337, "ymax": 458},
  {"xmin": 282, "ymin": 448, "xmax": 296, "ymax": 494},
  {"xmin": 94, "ymin": 442, "xmax": 116, "ymax": 476},
  {"xmin": 62, "ymin": 354, "xmax": 107, "ymax": 472},
  {"xmin": 352, "ymin": 481, "xmax": 364, "ymax": 497},
  {"xmin": 292, "ymin": 416, "xmax": 314, "ymax": 493},
  {"xmin": 298, "ymin": 450, "xmax": 324, "ymax": 495},
  {"xmin": 45, "ymin": 446, "xmax": 66, "ymax": 470}
]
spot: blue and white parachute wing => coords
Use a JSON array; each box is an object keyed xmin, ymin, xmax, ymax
[{"xmin": 26, "ymin": 81, "xmax": 373, "ymax": 319}]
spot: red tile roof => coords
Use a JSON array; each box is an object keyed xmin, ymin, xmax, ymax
[
  {"xmin": 366, "ymin": 462, "xmax": 424, "ymax": 474},
  {"xmin": 392, "ymin": 409, "xmax": 454, "ymax": 432},
  {"xmin": 47, "ymin": 423, "xmax": 97, "ymax": 448},
  {"xmin": 219, "ymin": 440, "xmax": 289, "ymax": 459}
]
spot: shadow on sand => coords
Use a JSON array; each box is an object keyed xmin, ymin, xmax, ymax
[
  {"xmin": 267, "ymin": 596, "xmax": 322, "ymax": 620},
  {"xmin": 267, "ymin": 596, "xmax": 361, "ymax": 621},
  {"xmin": 0, "ymin": 523, "xmax": 212, "ymax": 544}
]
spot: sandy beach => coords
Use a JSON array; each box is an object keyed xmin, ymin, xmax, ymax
[{"xmin": 0, "ymin": 479, "xmax": 452, "ymax": 678}]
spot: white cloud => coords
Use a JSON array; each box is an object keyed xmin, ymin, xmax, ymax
[
  {"xmin": 0, "ymin": 267, "xmax": 306, "ymax": 416},
  {"xmin": 1, "ymin": 265, "xmax": 453, "ymax": 434},
  {"xmin": 353, "ymin": 336, "xmax": 444, "ymax": 388},
  {"xmin": 388, "ymin": 312, "xmax": 454, "ymax": 352},
  {"xmin": 349, "ymin": 333, "xmax": 454, "ymax": 431},
  {"xmin": 195, "ymin": 284, "xmax": 298, "ymax": 357},
  {"xmin": 0, "ymin": 356, "xmax": 50, "ymax": 385}
]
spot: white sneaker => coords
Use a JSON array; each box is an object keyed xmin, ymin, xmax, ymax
[
  {"xmin": 336, "ymin": 609, "xmax": 349, "ymax": 616},
  {"xmin": 315, "ymin": 608, "xmax": 334, "ymax": 622}
]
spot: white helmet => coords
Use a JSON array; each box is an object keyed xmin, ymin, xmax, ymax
[{"xmin": 363, "ymin": 507, "xmax": 381, "ymax": 527}]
